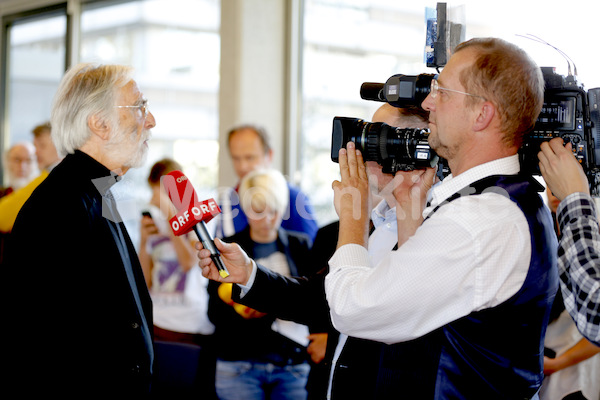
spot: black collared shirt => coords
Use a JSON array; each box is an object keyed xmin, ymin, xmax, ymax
[{"xmin": 3, "ymin": 150, "xmax": 154, "ymax": 396}]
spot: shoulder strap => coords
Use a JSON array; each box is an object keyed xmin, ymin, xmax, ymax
[{"xmin": 424, "ymin": 174, "xmax": 543, "ymax": 222}]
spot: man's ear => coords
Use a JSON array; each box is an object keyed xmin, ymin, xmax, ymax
[
  {"xmin": 472, "ymin": 101, "xmax": 495, "ymax": 132},
  {"xmin": 88, "ymin": 114, "xmax": 111, "ymax": 141}
]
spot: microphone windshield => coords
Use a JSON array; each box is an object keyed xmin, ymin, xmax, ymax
[
  {"xmin": 360, "ymin": 82, "xmax": 385, "ymax": 102},
  {"xmin": 162, "ymin": 170, "xmax": 221, "ymax": 236},
  {"xmin": 163, "ymin": 170, "xmax": 198, "ymax": 212}
]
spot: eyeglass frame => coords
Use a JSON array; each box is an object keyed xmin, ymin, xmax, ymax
[
  {"xmin": 8, "ymin": 156, "xmax": 34, "ymax": 164},
  {"xmin": 430, "ymin": 78, "xmax": 486, "ymax": 101},
  {"xmin": 114, "ymin": 99, "xmax": 150, "ymax": 119}
]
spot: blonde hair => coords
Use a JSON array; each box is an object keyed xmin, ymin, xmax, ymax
[{"xmin": 238, "ymin": 169, "xmax": 289, "ymax": 218}]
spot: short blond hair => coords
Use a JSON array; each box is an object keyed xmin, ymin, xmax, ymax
[
  {"xmin": 238, "ymin": 169, "xmax": 289, "ymax": 218},
  {"xmin": 454, "ymin": 38, "xmax": 544, "ymax": 147}
]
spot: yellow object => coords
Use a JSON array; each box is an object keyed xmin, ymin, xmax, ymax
[
  {"xmin": 217, "ymin": 282, "xmax": 266, "ymax": 319},
  {"xmin": 233, "ymin": 303, "xmax": 267, "ymax": 320},
  {"xmin": 218, "ymin": 282, "xmax": 235, "ymax": 305},
  {"xmin": 0, "ymin": 170, "xmax": 48, "ymax": 232},
  {"xmin": 219, "ymin": 269, "xmax": 230, "ymax": 278}
]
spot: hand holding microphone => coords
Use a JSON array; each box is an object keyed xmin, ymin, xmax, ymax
[{"xmin": 196, "ymin": 237, "xmax": 254, "ymax": 285}]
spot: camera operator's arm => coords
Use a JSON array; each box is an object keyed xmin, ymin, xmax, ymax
[
  {"xmin": 540, "ymin": 138, "xmax": 600, "ymax": 345},
  {"xmin": 392, "ymin": 168, "xmax": 436, "ymax": 247},
  {"xmin": 538, "ymin": 137, "xmax": 589, "ymax": 200},
  {"xmin": 543, "ymin": 337, "xmax": 600, "ymax": 376},
  {"xmin": 332, "ymin": 142, "xmax": 371, "ymax": 248},
  {"xmin": 554, "ymin": 192, "xmax": 600, "ymax": 346}
]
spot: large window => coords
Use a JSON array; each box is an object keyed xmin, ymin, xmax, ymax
[
  {"xmin": 5, "ymin": 9, "xmax": 66, "ymax": 146},
  {"xmin": 299, "ymin": 0, "xmax": 600, "ymax": 226},
  {"xmin": 78, "ymin": 0, "xmax": 221, "ymax": 244},
  {"xmin": 300, "ymin": 1, "xmax": 428, "ymax": 225},
  {"xmin": 1, "ymin": 0, "xmax": 221, "ymax": 247},
  {"xmin": 81, "ymin": 1, "xmax": 220, "ymax": 189},
  {"xmin": 5, "ymin": 0, "xmax": 600, "ymax": 231}
]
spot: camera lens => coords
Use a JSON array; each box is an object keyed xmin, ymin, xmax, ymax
[{"xmin": 331, "ymin": 117, "xmax": 437, "ymax": 172}]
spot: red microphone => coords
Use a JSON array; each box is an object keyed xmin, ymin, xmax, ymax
[{"xmin": 163, "ymin": 170, "xmax": 230, "ymax": 278}]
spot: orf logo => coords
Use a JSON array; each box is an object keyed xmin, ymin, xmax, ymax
[{"xmin": 162, "ymin": 171, "xmax": 197, "ymax": 211}]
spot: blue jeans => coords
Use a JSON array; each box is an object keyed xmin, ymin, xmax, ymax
[{"xmin": 215, "ymin": 359, "xmax": 310, "ymax": 400}]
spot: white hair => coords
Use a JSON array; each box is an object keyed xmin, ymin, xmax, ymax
[
  {"xmin": 50, "ymin": 63, "xmax": 133, "ymax": 156},
  {"xmin": 238, "ymin": 169, "xmax": 289, "ymax": 218}
]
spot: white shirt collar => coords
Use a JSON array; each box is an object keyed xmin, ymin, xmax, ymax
[
  {"xmin": 426, "ymin": 154, "xmax": 521, "ymax": 213},
  {"xmin": 371, "ymin": 199, "xmax": 396, "ymax": 228}
]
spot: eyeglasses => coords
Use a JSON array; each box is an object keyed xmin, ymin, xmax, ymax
[
  {"xmin": 115, "ymin": 99, "xmax": 150, "ymax": 119},
  {"xmin": 430, "ymin": 79, "xmax": 486, "ymax": 101},
  {"xmin": 8, "ymin": 157, "xmax": 34, "ymax": 165}
]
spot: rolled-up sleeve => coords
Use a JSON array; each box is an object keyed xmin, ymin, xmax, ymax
[{"xmin": 556, "ymin": 192, "xmax": 600, "ymax": 345}]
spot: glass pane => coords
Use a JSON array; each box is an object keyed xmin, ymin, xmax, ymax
[
  {"xmin": 7, "ymin": 14, "xmax": 66, "ymax": 146},
  {"xmin": 80, "ymin": 0, "xmax": 221, "ymax": 245},
  {"xmin": 301, "ymin": 1, "xmax": 426, "ymax": 225},
  {"xmin": 300, "ymin": 0, "xmax": 600, "ymax": 226}
]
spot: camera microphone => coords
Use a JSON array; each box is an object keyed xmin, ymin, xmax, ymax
[
  {"xmin": 360, "ymin": 82, "xmax": 386, "ymax": 102},
  {"xmin": 359, "ymin": 73, "xmax": 435, "ymax": 109},
  {"xmin": 163, "ymin": 170, "xmax": 230, "ymax": 279}
]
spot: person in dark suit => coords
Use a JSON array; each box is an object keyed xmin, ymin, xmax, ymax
[
  {"xmin": 198, "ymin": 104, "xmax": 429, "ymax": 399},
  {"xmin": 2, "ymin": 63, "xmax": 156, "ymax": 396},
  {"xmin": 208, "ymin": 168, "xmax": 325, "ymax": 400},
  {"xmin": 229, "ymin": 220, "xmax": 337, "ymax": 400}
]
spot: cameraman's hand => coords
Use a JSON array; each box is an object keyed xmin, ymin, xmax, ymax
[
  {"xmin": 196, "ymin": 238, "xmax": 254, "ymax": 285},
  {"xmin": 332, "ymin": 142, "xmax": 371, "ymax": 248},
  {"xmin": 392, "ymin": 167, "xmax": 436, "ymax": 246},
  {"xmin": 538, "ymin": 137, "xmax": 589, "ymax": 200}
]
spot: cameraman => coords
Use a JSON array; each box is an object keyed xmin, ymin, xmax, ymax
[
  {"xmin": 538, "ymin": 137, "xmax": 600, "ymax": 346},
  {"xmin": 326, "ymin": 37, "xmax": 558, "ymax": 399},
  {"xmin": 197, "ymin": 104, "xmax": 430, "ymax": 399}
]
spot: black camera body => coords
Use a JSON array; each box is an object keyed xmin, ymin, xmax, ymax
[
  {"xmin": 333, "ymin": 69, "xmax": 600, "ymax": 193},
  {"xmin": 519, "ymin": 67, "xmax": 600, "ymax": 186}
]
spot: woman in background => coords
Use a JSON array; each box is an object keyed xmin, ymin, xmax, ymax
[
  {"xmin": 139, "ymin": 158, "xmax": 215, "ymax": 345},
  {"xmin": 208, "ymin": 168, "xmax": 324, "ymax": 400}
]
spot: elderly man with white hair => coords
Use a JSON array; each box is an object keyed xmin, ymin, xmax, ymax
[{"xmin": 2, "ymin": 63, "xmax": 156, "ymax": 396}]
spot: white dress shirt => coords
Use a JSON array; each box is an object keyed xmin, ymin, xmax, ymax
[{"xmin": 325, "ymin": 155, "xmax": 532, "ymax": 345}]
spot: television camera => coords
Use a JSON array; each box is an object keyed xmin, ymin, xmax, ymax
[{"xmin": 331, "ymin": 69, "xmax": 600, "ymax": 194}]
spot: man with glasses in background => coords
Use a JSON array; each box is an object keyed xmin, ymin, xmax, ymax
[
  {"xmin": 0, "ymin": 122, "xmax": 62, "ymax": 234},
  {"xmin": 2, "ymin": 63, "xmax": 156, "ymax": 396},
  {"xmin": 325, "ymin": 37, "xmax": 558, "ymax": 398},
  {"xmin": 1, "ymin": 142, "xmax": 37, "ymax": 197}
]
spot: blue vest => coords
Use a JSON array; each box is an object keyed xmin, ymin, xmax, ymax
[{"xmin": 371, "ymin": 174, "xmax": 558, "ymax": 399}]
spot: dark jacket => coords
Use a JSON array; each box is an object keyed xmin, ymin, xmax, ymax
[
  {"xmin": 2, "ymin": 151, "xmax": 153, "ymax": 396},
  {"xmin": 208, "ymin": 227, "xmax": 318, "ymax": 365},
  {"xmin": 232, "ymin": 221, "xmax": 339, "ymax": 399}
]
